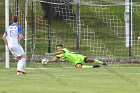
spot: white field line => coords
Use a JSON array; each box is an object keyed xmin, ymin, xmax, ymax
[{"xmin": 26, "ymin": 66, "xmax": 140, "ymax": 70}]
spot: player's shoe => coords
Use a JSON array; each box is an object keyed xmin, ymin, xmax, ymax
[
  {"xmin": 93, "ymin": 65, "xmax": 100, "ymax": 68},
  {"xmin": 102, "ymin": 62, "xmax": 107, "ymax": 66},
  {"xmin": 17, "ymin": 70, "xmax": 27, "ymax": 75},
  {"xmin": 93, "ymin": 62, "xmax": 107, "ymax": 68}
]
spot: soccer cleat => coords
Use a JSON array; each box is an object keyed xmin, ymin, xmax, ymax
[
  {"xmin": 17, "ymin": 70, "xmax": 27, "ymax": 75},
  {"xmin": 93, "ymin": 65, "xmax": 100, "ymax": 68},
  {"xmin": 102, "ymin": 62, "xmax": 107, "ymax": 66}
]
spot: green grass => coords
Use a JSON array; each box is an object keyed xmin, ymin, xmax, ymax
[
  {"xmin": 0, "ymin": 67, "xmax": 140, "ymax": 93},
  {"xmin": 1, "ymin": 0, "xmax": 140, "ymax": 56}
]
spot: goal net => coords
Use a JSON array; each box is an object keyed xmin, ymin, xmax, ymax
[{"xmin": 7, "ymin": 0, "xmax": 140, "ymax": 68}]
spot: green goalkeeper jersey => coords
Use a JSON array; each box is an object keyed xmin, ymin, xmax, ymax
[{"xmin": 56, "ymin": 48, "xmax": 86, "ymax": 65}]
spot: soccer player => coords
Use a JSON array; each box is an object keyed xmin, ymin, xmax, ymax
[
  {"xmin": 42, "ymin": 44, "xmax": 107, "ymax": 68},
  {"xmin": 3, "ymin": 16, "xmax": 27, "ymax": 75}
]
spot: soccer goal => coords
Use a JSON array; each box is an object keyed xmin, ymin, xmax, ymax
[{"xmin": 5, "ymin": 0, "xmax": 140, "ymax": 69}]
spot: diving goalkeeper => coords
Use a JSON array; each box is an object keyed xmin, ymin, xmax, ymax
[{"xmin": 42, "ymin": 44, "xmax": 107, "ymax": 68}]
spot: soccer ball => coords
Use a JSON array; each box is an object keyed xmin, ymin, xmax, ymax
[{"xmin": 41, "ymin": 58, "xmax": 48, "ymax": 64}]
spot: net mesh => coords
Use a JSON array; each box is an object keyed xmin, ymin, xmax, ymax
[{"xmin": 4, "ymin": 0, "xmax": 140, "ymax": 68}]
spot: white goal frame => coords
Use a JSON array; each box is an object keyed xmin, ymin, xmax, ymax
[
  {"xmin": 5, "ymin": 0, "xmax": 9, "ymax": 68},
  {"xmin": 5, "ymin": 0, "xmax": 28, "ymax": 68},
  {"xmin": 4, "ymin": 0, "xmax": 133, "ymax": 68}
]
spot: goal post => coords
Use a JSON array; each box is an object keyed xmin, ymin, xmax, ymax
[
  {"xmin": 4, "ymin": 0, "xmax": 140, "ymax": 68},
  {"xmin": 125, "ymin": 0, "xmax": 133, "ymax": 56},
  {"xmin": 76, "ymin": 0, "xmax": 81, "ymax": 51},
  {"xmin": 5, "ymin": 0, "xmax": 9, "ymax": 68},
  {"xmin": 25, "ymin": 0, "xmax": 28, "ymax": 65}
]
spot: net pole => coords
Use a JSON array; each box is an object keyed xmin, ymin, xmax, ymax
[
  {"xmin": 125, "ymin": 0, "xmax": 129, "ymax": 48},
  {"xmin": 5, "ymin": 0, "xmax": 10, "ymax": 68},
  {"xmin": 129, "ymin": 0, "xmax": 132, "ymax": 57},
  {"xmin": 47, "ymin": 0, "xmax": 52, "ymax": 53},
  {"xmin": 31, "ymin": 0, "xmax": 35, "ymax": 58},
  {"xmin": 25, "ymin": 0, "xmax": 28, "ymax": 62},
  {"xmin": 76, "ymin": 0, "xmax": 81, "ymax": 51},
  {"xmin": 125, "ymin": 0, "xmax": 132, "ymax": 56},
  {"xmin": 14, "ymin": 0, "xmax": 19, "ymax": 16}
]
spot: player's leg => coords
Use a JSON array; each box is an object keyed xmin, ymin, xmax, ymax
[
  {"xmin": 17, "ymin": 54, "xmax": 26, "ymax": 71},
  {"xmin": 75, "ymin": 62, "xmax": 94, "ymax": 68},
  {"xmin": 13, "ymin": 55, "xmax": 26, "ymax": 73},
  {"xmin": 9, "ymin": 45, "xmax": 26, "ymax": 74},
  {"xmin": 74, "ymin": 55, "xmax": 96, "ymax": 68},
  {"xmin": 85, "ymin": 57, "xmax": 107, "ymax": 66},
  {"xmin": 85, "ymin": 57, "xmax": 102, "ymax": 64}
]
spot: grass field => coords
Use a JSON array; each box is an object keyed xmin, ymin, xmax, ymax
[
  {"xmin": 0, "ymin": 1, "xmax": 140, "ymax": 92},
  {"xmin": 0, "ymin": 67, "xmax": 140, "ymax": 93}
]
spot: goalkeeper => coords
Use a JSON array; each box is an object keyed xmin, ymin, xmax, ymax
[{"xmin": 42, "ymin": 44, "xmax": 107, "ymax": 68}]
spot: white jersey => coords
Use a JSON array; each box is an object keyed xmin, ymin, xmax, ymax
[
  {"xmin": 4, "ymin": 23, "xmax": 23, "ymax": 46},
  {"xmin": 3, "ymin": 23, "xmax": 25, "ymax": 57}
]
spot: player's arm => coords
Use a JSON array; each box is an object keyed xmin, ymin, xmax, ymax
[
  {"xmin": 18, "ymin": 25, "xmax": 24, "ymax": 43},
  {"xmin": 19, "ymin": 34, "xmax": 24, "ymax": 43},
  {"xmin": 54, "ymin": 50, "xmax": 64, "ymax": 55},
  {"xmin": 46, "ymin": 50, "xmax": 64, "ymax": 56},
  {"xmin": 48, "ymin": 56, "xmax": 59, "ymax": 62},
  {"xmin": 2, "ymin": 32, "xmax": 8, "ymax": 46}
]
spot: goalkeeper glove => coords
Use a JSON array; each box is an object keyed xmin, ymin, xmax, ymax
[
  {"xmin": 45, "ymin": 53, "xmax": 54, "ymax": 56},
  {"xmin": 42, "ymin": 58, "xmax": 49, "ymax": 64}
]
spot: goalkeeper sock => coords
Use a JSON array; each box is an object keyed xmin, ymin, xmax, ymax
[
  {"xmin": 82, "ymin": 65, "xmax": 93, "ymax": 68},
  {"xmin": 93, "ymin": 59, "xmax": 103, "ymax": 65}
]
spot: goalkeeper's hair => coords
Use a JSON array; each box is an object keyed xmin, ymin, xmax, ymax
[{"xmin": 56, "ymin": 44, "xmax": 63, "ymax": 48}]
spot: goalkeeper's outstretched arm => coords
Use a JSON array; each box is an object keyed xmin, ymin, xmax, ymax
[
  {"xmin": 46, "ymin": 50, "xmax": 64, "ymax": 56},
  {"xmin": 48, "ymin": 56, "xmax": 59, "ymax": 62}
]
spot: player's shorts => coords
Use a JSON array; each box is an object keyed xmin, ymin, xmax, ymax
[
  {"xmin": 9, "ymin": 45, "xmax": 25, "ymax": 57},
  {"xmin": 74, "ymin": 54, "xmax": 87, "ymax": 65}
]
